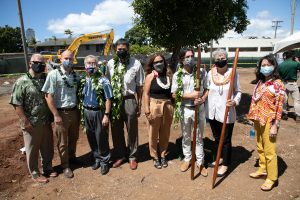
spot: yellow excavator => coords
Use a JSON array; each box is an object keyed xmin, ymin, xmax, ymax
[{"xmin": 43, "ymin": 29, "xmax": 114, "ymax": 65}]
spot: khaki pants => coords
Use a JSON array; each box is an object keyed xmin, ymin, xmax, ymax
[
  {"xmin": 148, "ymin": 98, "xmax": 173, "ymax": 159},
  {"xmin": 23, "ymin": 123, "xmax": 53, "ymax": 178},
  {"xmin": 254, "ymin": 120, "xmax": 277, "ymax": 181},
  {"xmin": 54, "ymin": 109, "xmax": 80, "ymax": 168}
]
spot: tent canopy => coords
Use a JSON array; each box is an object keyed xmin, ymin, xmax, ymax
[{"xmin": 273, "ymin": 31, "xmax": 300, "ymax": 54}]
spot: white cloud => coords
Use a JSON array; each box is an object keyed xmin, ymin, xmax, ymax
[
  {"xmin": 224, "ymin": 10, "xmax": 289, "ymax": 39},
  {"xmin": 47, "ymin": 0, "xmax": 134, "ymax": 35}
]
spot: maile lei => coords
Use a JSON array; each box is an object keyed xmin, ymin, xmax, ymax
[
  {"xmin": 173, "ymin": 64, "xmax": 197, "ymax": 123},
  {"xmin": 77, "ymin": 72, "xmax": 104, "ymax": 128},
  {"xmin": 111, "ymin": 56, "xmax": 129, "ymax": 121}
]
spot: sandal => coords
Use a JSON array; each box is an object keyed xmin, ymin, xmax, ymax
[
  {"xmin": 161, "ymin": 158, "xmax": 168, "ymax": 168},
  {"xmin": 249, "ymin": 171, "xmax": 267, "ymax": 179},
  {"xmin": 153, "ymin": 159, "xmax": 162, "ymax": 169},
  {"xmin": 261, "ymin": 179, "xmax": 278, "ymax": 191},
  {"xmin": 33, "ymin": 176, "xmax": 49, "ymax": 184}
]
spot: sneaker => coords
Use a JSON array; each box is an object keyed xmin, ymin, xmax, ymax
[
  {"xmin": 217, "ymin": 165, "xmax": 228, "ymax": 177},
  {"xmin": 197, "ymin": 165, "xmax": 208, "ymax": 177},
  {"xmin": 153, "ymin": 159, "xmax": 162, "ymax": 169},
  {"xmin": 180, "ymin": 161, "xmax": 190, "ymax": 172},
  {"xmin": 208, "ymin": 158, "xmax": 223, "ymax": 168},
  {"xmin": 161, "ymin": 158, "xmax": 168, "ymax": 168}
]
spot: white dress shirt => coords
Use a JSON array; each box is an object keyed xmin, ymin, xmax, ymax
[
  {"xmin": 107, "ymin": 57, "xmax": 145, "ymax": 96},
  {"xmin": 204, "ymin": 68, "xmax": 242, "ymax": 124}
]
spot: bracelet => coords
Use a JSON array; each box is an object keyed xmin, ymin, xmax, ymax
[{"xmin": 104, "ymin": 112, "xmax": 110, "ymax": 116}]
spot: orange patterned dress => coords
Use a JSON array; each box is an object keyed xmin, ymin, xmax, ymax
[{"xmin": 248, "ymin": 79, "xmax": 286, "ymax": 126}]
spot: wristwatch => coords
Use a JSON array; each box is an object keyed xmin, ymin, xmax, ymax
[{"xmin": 104, "ymin": 112, "xmax": 110, "ymax": 116}]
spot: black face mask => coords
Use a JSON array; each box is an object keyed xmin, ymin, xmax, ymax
[
  {"xmin": 117, "ymin": 49, "xmax": 128, "ymax": 59},
  {"xmin": 215, "ymin": 59, "xmax": 228, "ymax": 68},
  {"xmin": 31, "ymin": 62, "xmax": 46, "ymax": 73}
]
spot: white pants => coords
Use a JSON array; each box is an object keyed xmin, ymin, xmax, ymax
[
  {"xmin": 283, "ymin": 82, "xmax": 300, "ymax": 116},
  {"xmin": 180, "ymin": 105, "xmax": 205, "ymax": 166}
]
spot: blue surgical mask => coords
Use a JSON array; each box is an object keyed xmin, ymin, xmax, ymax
[
  {"xmin": 62, "ymin": 59, "xmax": 73, "ymax": 69},
  {"xmin": 85, "ymin": 65, "xmax": 95, "ymax": 74},
  {"xmin": 260, "ymin": 65, "xmax": 274, "ymax": 77}
]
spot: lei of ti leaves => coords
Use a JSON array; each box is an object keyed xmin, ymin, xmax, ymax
[
  {"xmin": 110, "ymin": 56, "xmax": 128, "ymax": 121},
  {"xmin": 77, "ymin": 72, "xmax": 104, "ymax": 130},
  {"xmin": 173, "ymin": 65, "xmax": 197, "ymax": 123}
]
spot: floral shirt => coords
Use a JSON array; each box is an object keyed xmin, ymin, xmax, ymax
[
  {"xmin": 10, "ymin": 74, "xmax": 51, "ymax": 127},
  {"xmin": 247, "ymin": 79, "xmax": 286, "ymax": 126}
]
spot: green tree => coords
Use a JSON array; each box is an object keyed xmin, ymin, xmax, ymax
[
  {"xmin": 130, "ymin": 44, "xmax": 163, "ymax": 55},
  {"xmin": 64, "ymin": 29, "xmax": 73, "ymax": 38},
  {"xmin": 28, "ymin": 37, "xmax": 37, "ymax": 52},
  {"xmin": 132, "ymin": 0, "xmax": 249, "ymax": 69},
  {"xmin": 0, "ymin": 25, "xmax": 23, "ymax": 53},
  {"xmin": 125, "ymin": 23, "xmax": 150, "ymax": 45},
  {"xmin": 52, "ymin": 35, "xmax": 57, "ymax": 45}
]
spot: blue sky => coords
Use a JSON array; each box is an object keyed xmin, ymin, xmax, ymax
[{"xmin": 0, "ymin": 0, "xmax": 299, "ymax": 42}]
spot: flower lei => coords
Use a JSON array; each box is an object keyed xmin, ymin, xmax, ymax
[
  {"xmin": 173, "ymin": 65, "xmax": 197, "ymax": 123},
  {"xmin": 211, "ymin": 65, "xmax": 231, "ymax": 86},
  {"xmin": 77, "ymin": 72, "xmax": 104, "ymax": 128},
  {"xmin": 58, "ymin": 68, "xmax": 77, "ymax": 88},
  {"xmin": 110, "ymin": 56, "xmax": 129, "ymax": 121}
]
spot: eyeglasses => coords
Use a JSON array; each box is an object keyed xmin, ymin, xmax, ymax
[{"xmin": 153, "ymin": 60, "xmax": 163, "ymax": 64}]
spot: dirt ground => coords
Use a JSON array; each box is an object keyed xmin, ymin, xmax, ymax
[{"xmin": 0, "ymin": 68, "xmax": 299, "ymax": 200}]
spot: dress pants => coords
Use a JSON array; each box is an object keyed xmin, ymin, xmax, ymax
[
  {"xmin": 54, "ymin": 109, "xmax": 80, "ymax": 168},
  {"xmin": 111, "ymin": 97, "xmax": 138, "ymax": 161},
  {"xmin": 254, "ymin": 120, "xmax": 277, "ymax": 181},
  {"xmin": 23, "ymin": 123, "xmax": 54, "ymax": 178},
  {"xmin": 180, "ymin": 105, "xmax": 206, "ymax": 166},
  {"xmin": 84, "ymin": 109, "xmax": 110, "ymax": 166},
  {"xmin": 209, "ymin": 119, "xmax": 234, "ymax": 166},
  {"xmin": 148, "ymin": 98, "xmax": 173, "ymax": 159}
]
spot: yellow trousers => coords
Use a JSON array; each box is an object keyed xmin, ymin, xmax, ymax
[{"xmin": 254, "ymin": 120, "xmax": 277, "ymax": 181}]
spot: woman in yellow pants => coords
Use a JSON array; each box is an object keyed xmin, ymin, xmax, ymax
[{"xmin": 248, "ymin": 55, "xmax": 286, "ymax": 191}]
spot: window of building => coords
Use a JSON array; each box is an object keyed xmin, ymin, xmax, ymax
[
  {"xmin": 229, "ymin": 47, "xmax": 258, "ymax": 52},
  {"xmin": 86, "ymin": 45, "xmax": 90, "ymax": 50},
  {"xmin": 260, "ymin": 47, "xmax": 273, "ymax": 51},
  {"xmin": 204, "ymin": 47, "xmax": 226, "ymax": 53}
]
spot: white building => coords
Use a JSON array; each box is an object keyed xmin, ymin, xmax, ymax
[
  {"xmin": 199, "ymin": 38, "xmax": 280, "ymax": 58},
  {"xmin": 26, "ymin": 28, "xmax": 35, "ymax": 42}
]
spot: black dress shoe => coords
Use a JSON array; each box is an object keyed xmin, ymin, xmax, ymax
[
  {"xmin": 153, "ymin": 159, "xmax": 162, "ymax": 169},
  {"xmin": 100, "ymin": 164, "xmax": 109, "ymax": 175},
  {"xmin": 91, "ymin": 162, "xmax": 100, "ymax": 170},
  {"xmin": 161, "ymin": 158, "xmax": 168, "ymax": 168}
]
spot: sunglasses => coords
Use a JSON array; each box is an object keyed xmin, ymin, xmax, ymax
[{"xmin": 31, "ymin": 61, "xmax": 46, "ymax": 67}]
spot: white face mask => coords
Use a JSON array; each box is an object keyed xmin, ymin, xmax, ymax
[{"xmin": 183, "ymin": 57, "xmax": 194, "ymax": 67}]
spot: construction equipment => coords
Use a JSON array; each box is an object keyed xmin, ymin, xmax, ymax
[{"xmin": 43, "ymin": 29, "xmax": 114, "ymax": 65}]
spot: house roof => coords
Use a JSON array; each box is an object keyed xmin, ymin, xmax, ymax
[{"xmin": 35, "ymin": 37, "xmax": 106, "ymax": 47}]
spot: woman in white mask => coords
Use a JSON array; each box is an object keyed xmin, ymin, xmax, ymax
[{"xmin": 248, "ymin": 55, "xmax": 286, "ymax": 191}]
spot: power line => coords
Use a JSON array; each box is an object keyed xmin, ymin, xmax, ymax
[{"xmin": 272, "ymin": 20, "xmax": 283, "ymax": 39}]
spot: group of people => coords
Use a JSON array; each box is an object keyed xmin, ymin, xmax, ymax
[{"xmin": 10, "ymin": 38, "xmax": 298, "ymax": 191}]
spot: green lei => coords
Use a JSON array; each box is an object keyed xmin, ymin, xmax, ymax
[
  {"xmin": 77, "ymin": 72, "xmax": 104, "ymax": 128},
  {"xmin": 173, "ymin": 65, "xmax": 197, "ymax": 123},
  {"xmin": 110, "ymin": 56, "xmax": 129, "ymax": 121}
]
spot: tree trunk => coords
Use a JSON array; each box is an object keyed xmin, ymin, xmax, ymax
[{"xmin": 169, "ymin": 46, "xmax": 181, "ymax": 73}]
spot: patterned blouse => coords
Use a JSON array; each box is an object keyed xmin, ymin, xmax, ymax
[{"xmin": 247, "ymin": 79, "xmax": 286, "ymax": 126}]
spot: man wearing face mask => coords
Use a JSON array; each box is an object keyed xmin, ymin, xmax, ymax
[
  {"xmin": 77, "ymin": 55, "xmax": 113, "ymax": 175},
  {"xmin": 10, "ymin": 54, "xmax": 56, "ymax": 183},
  {"xmin": 171, "ymin": 48, "xmax": 208, "ymax": 176},
  {"xmin": 106, "ymin": 38, "xmax": 144, "ymax": 170},
  {"xmin": 42, "ymin": 50, "xmax": 80, "ymax": 178}
]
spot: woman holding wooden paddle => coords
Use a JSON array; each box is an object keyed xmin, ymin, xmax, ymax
[{"xmin": 204, "ymin": 48, "xmax": 242, "ymax": 177}]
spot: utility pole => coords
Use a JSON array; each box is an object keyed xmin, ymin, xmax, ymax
[
  {"xmin": 16, "ymin": 0, "xmax": 29, "ymax": 70},
  {"xmin": 291, "ymin": 0, "xmax": 296, "ymax": 35},
  {"xmin": 272, "ymin": 20, "xmax": 283, "ymax": 39}
]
